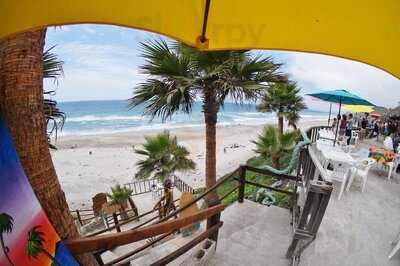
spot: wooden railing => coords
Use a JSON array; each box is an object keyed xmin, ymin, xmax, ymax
[
  {"xmin": 124, "ymin": 178, "xmax": 159, "ymax": 196},
  {"xmin": 171, "ymin": 175, "xmax": 195, "ymax": 193},
  {"xmin": 65, "ymin": 205, "xmax": 225, "ymax": 254},
  {"xmin": 68, "ymin": 170, "xmax": 239, "ymax": 265},
  {"xmin": 285, "ymin": 126, "xmax": 333, "ymax": 264},
  {"xmin": 72, "ymin": 207, "xmax": 140, "ymax": 228}
]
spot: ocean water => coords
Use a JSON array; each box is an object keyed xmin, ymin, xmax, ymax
[{"xmin": 57, "ymin": 100, "xmax": 329, "ymax": 136}]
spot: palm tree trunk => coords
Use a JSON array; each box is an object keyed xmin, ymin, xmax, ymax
[
  {"xmin": 0, "ymin": 235, "xmax": 14, "ymax": 266},
  {"xmin": 0, "ymin": 30, "xmax": 97, "ymax": 265},
  {"xmin": 203, "ymin": 89, "xmax": 219, "ymax": 201},
  {"xmin": 272, "ymin": 155, "xmax": 280, "ymax": 169},
  {"xmin": 278, "ymin": 114, "xmax": 284, "ymax": 135}
]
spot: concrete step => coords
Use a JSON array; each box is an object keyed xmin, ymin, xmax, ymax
[
  {"xmin": 208, "ymin": 200, "xmax": 292, "ymax": 266},
  {"xmin": 130, "ymin": 226, "xmax": 205, "ymax": 265}
]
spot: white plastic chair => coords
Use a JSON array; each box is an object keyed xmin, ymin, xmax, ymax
[
  {"xmin": 350, "ymin": 130, "xmax": 359, "ymax": 146},
  {"xmin": 323, "ymin": 159, "xmax": 351, "ymax": 200},
  {"xmin": 387, "ymin": 154, "xmax": 400, "ymax": 180},
  {"xmin": 346, "ymin": 158, "xmax": 376, "ymax": 193}
]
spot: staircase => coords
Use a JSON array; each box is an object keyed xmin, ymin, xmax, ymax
[{"xmin": 209, "ymin": 200, "xmax": 292, "ymax": 266}]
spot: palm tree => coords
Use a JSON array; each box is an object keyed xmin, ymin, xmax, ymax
[
  {"xmin": 43, "ymin": 46, "xmax": 66, "ymax": 148},
  {"xmin": 27, "ymin": 226, "xmax": 60, "ymax": 265},
  {"xmin": 252, "ymin": 125, "xmax": 298, "ymax": 169},
  {"xmin": 130, "ymin": 40, "xmax": 284, "ymax": 199},
  {"xmin": 257, "ymin": 82, "xmax": 306, "ymax": 134},
  {"xmin": 135, "ymin": 131, "xmax": 196, "ymax": 182},
  {"xmin": 0, "ymin": 213, "xmax": 14, "ymax": 266},
  {"xmin": 107, "ymin": 185, "xmax": 133, "ymax": 220},
  {"xmin": 0, "ymin": 30, "xmax": 97, "ymax": 265}
]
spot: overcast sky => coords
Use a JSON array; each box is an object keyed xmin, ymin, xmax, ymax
[{"xmin": 44, "ymin": 24, "xmax": 400, "ymax": 111}]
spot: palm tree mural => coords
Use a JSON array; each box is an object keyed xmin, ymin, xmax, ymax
[
  {"xmin": 135, "ymin": 131, "xmax": 196, "ymax": 182},
  {"xmin": 27, "ymin": 226, "xmax": 60, "ymax": 266},
  {"xmin": 0, "ymin": 213, "xmax": 14, "ymax": 266},
  {"xmin": 252, "ymin": 125, "xmax": 299, "ymax": 169},
  {"xmin": 130, "ymin": 40, "xmax": 284, "ymax": 199},
  {"xmin": 257, "ymin": 82, "xmax": 306, "ymax": 134}
]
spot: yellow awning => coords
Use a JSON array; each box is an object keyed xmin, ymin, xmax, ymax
[
  {"xmin": 1, "ymin": 0, "xmax": 399, "ymax": 79},
  {"xmin": 343, "ymin": 105, "xmax": 374, "ymax": 113}
]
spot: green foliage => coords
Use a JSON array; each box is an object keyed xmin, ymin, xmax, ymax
[
  {"xmin": 252, "ymin": 125, "xmax": 299, "ymax": 169},
  {"xmin": 257, "ymin": 82, "xmax": 306, "ymax": 130},
  {"xmin": 0, "ymin": 213, "xmax": 13, "ymax": 234},
  {"xmin": 135, "ymin": 131, "xmax": 196, "ymax": 181},
  {"xmin": 107, "ymin": 184, "xmax": 133, "ymax": 205},
  {"xmin": 43, "ymin": 45, "xmax": 64, "ymax": 82},
  {"xmin": 43, "ymin": 46, "xmax": 65, "ymax": 149},
  {"xmin": 129, "ymin": 39, "xmax": 285, "ymax": 121},
  {"xmin": 216, "ymin": 155, "xmax": 294, "ymax": 208},
  {"xmin": 26, "ymin": 226, "xmax": 45, "ymax": 259}
]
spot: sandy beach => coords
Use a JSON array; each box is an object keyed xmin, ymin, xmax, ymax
[{"xmin": 51, "ymin": 120, "xmax": 325, "ymax": 210}]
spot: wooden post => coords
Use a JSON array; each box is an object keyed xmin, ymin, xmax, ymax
[
  {"xmin": 238, "ymin": 165, "xmax": 246, "ymax": 203},
  {"xmin": 93, "ymin": 250, "xmax": 105, "ymax": 265},
  {"xmin": 76, "ymin": 210, "xmax": 83, "ymax": 226},
  {"xmin": 128, "ymin": 197, "xmax": 139, "ymax": 221},
  {"xmin": 112, "ymin": 213, "xmax": 121, "ymax": 233},
  {"xmin": 206, "ymin": 198, "xmax": 221, "ymax": 243}
]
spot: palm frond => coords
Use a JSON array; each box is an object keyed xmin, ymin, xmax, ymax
[
  {"xmin": 43, "ymin": 45, "xmax": 64, "ymax": 83},
  {"xmin": 0, "ymin": 213, "xmax": 14, "ymax": 233},
  {"xmin": 134, "ymin": 131, "xmax": 195, "ymax": 181},
  {"xmin": 27, "ymin": 226, "xmax": 45, "ymax": 259}
]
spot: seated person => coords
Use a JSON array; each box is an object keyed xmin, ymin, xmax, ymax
[
  {"xmin": 384, "ymin": 134, "xmax": 394, "ymax": 151},
  {"xmin": 154, "ymin": 179, "xmax": 176, "ymax": 218}
]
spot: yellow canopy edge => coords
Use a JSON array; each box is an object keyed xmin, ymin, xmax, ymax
[
  {"xmin": 343, "ymin": 105, "xmax": 374, "ymax": 113},
  {"xmin": 1, "ymin": 0, "xmax": 399, "ymax": 79}
]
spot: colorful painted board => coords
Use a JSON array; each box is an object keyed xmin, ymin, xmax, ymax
[{"xmin": 0, "ymin": 118, "xmax": 78, "ymax": 265}]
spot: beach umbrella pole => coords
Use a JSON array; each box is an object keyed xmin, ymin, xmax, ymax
[
  {"xmin": 333, "ymin": 99, "xmax": 342, "ymax": 146},
  {"xmin": 328, "ymin": 103, "xmax": 332, "ymax": 126}
]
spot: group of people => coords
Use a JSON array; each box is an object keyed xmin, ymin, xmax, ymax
[
  {"xmin": 331, "ymin": 113, "xmax": 355, "ymax": 145},
  {"xmin": 330, "ymin": 112, "xmax": 400, "ymax": 152}
]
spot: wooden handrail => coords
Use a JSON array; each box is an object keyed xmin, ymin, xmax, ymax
[
  {"xmin": 103, "ymin": 232, "xmax": 174, "ymax": 266},
  {"xmin": 219, "ymin": 184, "xmax": 239, "ymax": 201},
  {"xmin": 87, "ymin": 199, "xmax": 179, "ymax": 237},
  {"xmin": 65, "ymin": 204, "xmax": 225, "ymax": 254},
  {"xmin": 150, "ymin": 221, "xmax": 223, "ymax": 266},
  {"xmin": 155, "ymin": 168, "xmax": 239, "ymax": 225},
  {"xmin": 244, "ymin": 165, "xmax": 298, "ymax": 181},
  {"xmin": 243, "ymin": 179, "xmax": 293, "ymax": 195}
]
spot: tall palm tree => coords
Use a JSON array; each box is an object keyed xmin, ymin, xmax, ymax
[
  {"xmin": 257, "ymin": 82, "xmax": 306, "ymax": 134},
  {"xmin": 252, "ymin": 125, "xmax": 298, "ymax": 169},
  {"xmin": 0, "ymin": 213, "xmax": 14, "ymax": 266},
  {"xmin": 27, "ymin": 226, "xmax": 59, "ymax": 265},
  {"xmin": 0, "ymin": 30, "xmax": 97, "ymax": 265},
  {"xmin": 130, "ymin": 40, "xmax": 284, "ymax": 200},
  {"xmin": 135, "ymin": 131, "xmax": 196, "ymax": 182}
]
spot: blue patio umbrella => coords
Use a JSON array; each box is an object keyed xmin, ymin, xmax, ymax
[{"xmin": 307, "ymin": 89, "xmax": 375, "ymax": 145}]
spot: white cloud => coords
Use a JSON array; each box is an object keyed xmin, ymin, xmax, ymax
[
  {"xmin": 45, "ymin": 42, "xmax": 147, "ymax": 102},
  {"xmin": 283, "ymin": 52, "xmax": 400, "ymax": 108}
]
